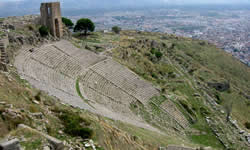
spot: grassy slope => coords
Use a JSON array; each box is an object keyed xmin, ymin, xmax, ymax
[{"xmin": 172, "ymin": 38, "xmax": 250, "ymax": 126}]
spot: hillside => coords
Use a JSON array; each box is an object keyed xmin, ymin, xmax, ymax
[
  {"xmin": 0, "ymin": 16, "xmax": 250, "ymax": 150},
  {"xmin": 72, "ymin": 30, "xmax": 250, "ymax": 149}
]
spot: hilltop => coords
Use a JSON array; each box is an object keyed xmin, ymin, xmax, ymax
[{"xmin": 0, "ymin": 15, "xmax": 249, "ymax": 150}]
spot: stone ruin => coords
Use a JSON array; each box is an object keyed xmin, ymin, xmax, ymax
[
  {"xmin": 40, "ymin": 2, "xmax": 63, "ymax": 38},
  {"xmin": 0, "ymin": 138, "xmax": 21, "ymax": 150},
  {"xmin": 0, "ymin": 124, "xmax": 64, "ymax": 150},
  {"xmin": 18, "ymin": 124, "xmax": 64, "ymax": 150}
]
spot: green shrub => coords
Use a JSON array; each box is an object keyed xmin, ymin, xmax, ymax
[
  {"xmin": 150, "ymin": 48, "xmax": 156, "ymax": 54},
  {"xmin": 150, "ymin": 48, "xmax": 163, "ymax": 59},
  {"xmin": 39, "ymin": 26, "xmax": 49, "ymax": 37},
  {"xmin": 245, "ymin": 122, "xmax": 250, "ymax": 129},
  {"xmin": 155, "ymin": 51, "xmax": 163, "ymax": 59},
  {"xmin": 34, "ymin": 91, "xmax": 41, "ymax": 101},
  {"xmin": 59, "ymin": 111, "xmax": 93, "ymax": 139}
]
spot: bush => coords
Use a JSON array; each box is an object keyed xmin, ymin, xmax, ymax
[
  {"xmin": 34, "ymin": 91, "xmax": 41, "ymax": 101},
  {"xmin": 150, "ymin": 48, "xmax": 163, "ymax": 59},
  {"xmin": 39, "ymin": 26, "xmax": 49, "ymax": 37},
  {"xmin": 155, "ymin": 51, "xmax": 163, "ymax": 59},
  {"xmin": 245, "ymin": 122, "xmax": 250, "ymax": 129},
  {"xmin": 150, "ymin": 48, "xmax": 156, "ymax": 54},
  {"xmin": 59, "ymin": 111, "xmax": 93, "ymax": 139},
  {"xmin": 112, "ymin": 26, "xmax": 121, "ymax": 34}
]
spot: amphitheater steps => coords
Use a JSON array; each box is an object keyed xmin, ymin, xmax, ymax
[
  {"xmin": 89, "ymin": 59, "xmax": 159, "ymax": 104},
  {"xmin": 14, "ymin": 41, "xmax": 164, "ymax": 132},
  {"xmin": 54, "ymin": 40, "xmax": 106, "ymax": 68},
  {"xmin": 79, "ymin": 69, "xmax": 137, "ymax": 106}
]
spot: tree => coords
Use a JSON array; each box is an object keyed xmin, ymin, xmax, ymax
[
  {"xmin": 62, "ymin": 17, "xmax": 74, "ymax": 28},
  {"xmin": 74, "ymin": 18, "xmax": 95, "ymax": 36},
  {"xmin": 112, "ymin": 26, "xmax": 122, "ymax": 34}
]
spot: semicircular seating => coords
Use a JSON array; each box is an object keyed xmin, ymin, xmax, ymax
[{"xmin": 14, "ymin": 40, "xmax": 190, "ymax": 131}]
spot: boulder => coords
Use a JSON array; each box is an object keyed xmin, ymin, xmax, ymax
[
  {"xmin": 246, "ymin": 134, "xmax": 250, "ymax": 144},
  {"xmin": 151, "ymin": 40, "xmax": 158, "ymax": 48},
  {"xmin": 0, "ymin": 138, "xmax": 21, "ymax": 150},
  {"xmin": 3, "ymin": 24, "xmax": 15, "ymax": 30},
  {"xmin": 239, "ymin": 130, "xmax": 245, "ymax": 134},
  {"xmin": 30, "ymin": 112, "xmax": 43, "ymax": 119}
]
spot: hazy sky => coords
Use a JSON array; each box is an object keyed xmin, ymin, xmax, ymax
[
  {"xmin": 0, "ymin": 0, "xmax": 250, "ymax": 17},
  {"xmin": 1, "ymin": 0, "xmax": 250, "ymax": 4}
]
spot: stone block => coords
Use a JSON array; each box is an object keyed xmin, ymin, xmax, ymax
[
  {"xmin": 18, "ymin": 124, "xmax": 64, "ymax": 150},
  {"xmin": 0, "ymin": 138, "xmax": 21, "ymax": 150},
  {"xmin": 166, "ymin": 145, "xmax": 196, "ymax": 150}
]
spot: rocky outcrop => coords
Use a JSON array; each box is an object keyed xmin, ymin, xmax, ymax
[
  {"xmin": 246, "ymin": 134, "xmax": 250, "ymax": 144},
  {"xmin": 0, "ymin": 138, "xmax": 21, "ymax": 150}
]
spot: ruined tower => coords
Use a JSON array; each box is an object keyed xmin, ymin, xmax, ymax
[{"xmin": 40, "ymin": 2, "xmax": 63, "ymax": 38}]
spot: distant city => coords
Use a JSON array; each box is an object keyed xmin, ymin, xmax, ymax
[{"xmin": 69, "ymin": 6, "xmax": 250, "ymax": 66}]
